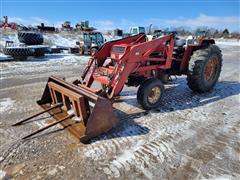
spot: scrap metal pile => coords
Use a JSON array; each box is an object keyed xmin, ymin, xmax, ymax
[{"xmin": 0, "ymin": 16, "xmax": 17, "ymax": 29}]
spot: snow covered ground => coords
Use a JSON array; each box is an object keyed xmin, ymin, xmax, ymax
[
  {"xmin": 0, "ymin": 98, "xmax": 15, "ymax": 113},
  {"xmin": 0, "ymin": 31, "xmax": 121, "ymax": 50},
  {"xmin": 0, "ymin": 32, "xmax": 239, "ymax": 179},
  {"xmin": 215, "ymin": 38, "xmax": 240, "ymax": 46},
  {"xmin": 0, "ymin": 31, "xmax": 122, "ymax": 62}
]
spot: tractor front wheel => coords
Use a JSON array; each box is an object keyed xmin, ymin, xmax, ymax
[
  {"xmin": 187, "ymin": 45, "xmax": 222, "ymax": 92},
  {"xmin": 137, "ymin": 78, "xmax": 164, "ymax": 110}
]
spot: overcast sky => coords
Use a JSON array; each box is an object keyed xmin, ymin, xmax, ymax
[{"xmin": 2, "ymin": 0, "xmax": 240, "ymax": 31}]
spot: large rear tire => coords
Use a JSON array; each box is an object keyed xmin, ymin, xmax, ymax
[
  {"xmin": 3, "ymin": 47, "xmax": 34, "ymax": 58},
  {"xmin": 18, "ymin": 31, "xmax": 44, "ymax": 45},
  {"xmin": 187, "ymin": 44, "xmax": 222, "ymax": 93},
  {"xmin": 137, "ymin": 78, "xmax": 164, "ymax": 110}
]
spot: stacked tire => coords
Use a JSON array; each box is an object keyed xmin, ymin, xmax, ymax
[
  {"xmin": 3, "ymin": 31, "xmax": 49, "ymax": 60},
  {"xmin": 31, "ymin": 46, "xmax": 50, "ymax": 57},
  {"xmin": 18, "ymin": 31, "xmax": 44, "ymax": 45},
  {"xmin": 3, "ymin": 47, "xmax": 35, "ymax": 60}
]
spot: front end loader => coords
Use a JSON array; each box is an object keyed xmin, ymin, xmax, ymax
[{"xmin": 14, "ymin": 33, "xmax": 222, "ymax": 143}]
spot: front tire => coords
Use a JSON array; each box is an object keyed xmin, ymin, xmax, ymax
[
  {"xmin": 137, "ymin": 78, "xmax": 164, "ymax": 110},
  {"xmin": 187, "ymin": 45, "xmax": 222, "ymax": 93}
]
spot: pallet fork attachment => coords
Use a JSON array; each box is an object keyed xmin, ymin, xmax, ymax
[
  {"xmin": 22, "ymin": 114, "xmax": 75, "ymax": 140},
  {"xmin": 12, "ymin": 103, "xmax": 63, "ymax": 126},
  {"xmin": 15, "ymin": 76, "xmax": 117, "ymax": 143}
]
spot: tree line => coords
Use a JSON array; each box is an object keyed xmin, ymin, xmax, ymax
[{"xmin": 149, "ymin": 26, "xmax": 240, "ymax": 39}]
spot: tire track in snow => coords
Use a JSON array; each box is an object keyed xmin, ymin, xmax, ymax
[
  {"xmin": 83, "ymin": 78, "xmax": 240, "ymax": 178},
  {"xmin": 83, "ymin": 84, "xmax": 193, "ymax": 177},
  {"xmin": 84, "ymin": 123, "xmax": 149, "ymax": 161},
  {"xmin": 101, "ymin": 107, "xmax": 232, "ymax": 179},
  {"xmin": 170, "ymin": 118, "xmax": 240, "ymax": 179},
  {"xmin": 84, "ymin": 109, "xmax": 194, "ymax": 179}
]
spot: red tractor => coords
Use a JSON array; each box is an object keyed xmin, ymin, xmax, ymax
[
  {"xmin": 0, "ymin": 16, "xmax": 17, "ymax": 29},
  {"xmin": 15, "ymin": 33, "xmax": 222, "ymax": 142},
  {"xmin": 80, "ymin": 33, "xmax": 222, "ymax": 108}
]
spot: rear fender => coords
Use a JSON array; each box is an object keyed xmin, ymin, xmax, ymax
[
  {"xmin": 200, "ymin": 39, "xmax": 215, "ymax": 48},
  {"xmin": 180, "ymin": 39, "xmax": 215, "ymax": 72}
]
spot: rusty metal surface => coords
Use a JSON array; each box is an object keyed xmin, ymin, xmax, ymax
[
  {"xmin": 40, "ymin": 103, "xmax": 87, "ymax": 141},
  {"xmin": 85, "ymin": 98, "xmax": 118, "ymax": 139}
]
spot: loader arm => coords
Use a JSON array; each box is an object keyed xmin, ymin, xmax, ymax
[
  {"xmin": 83, "ymin": 34, "xmax": 175, "ymax": 98},
  {"xmin": 108, "ymin": 34, "xmax": 175, "ymax": 97},
  {"xmin": 82, "ymin": 33, "xmax": 146, "ymax": 87}
]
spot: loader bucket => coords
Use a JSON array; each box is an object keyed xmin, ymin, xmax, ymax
[{"xmin": 37, "ymin": 76, "xmax": 117, "ymax": 143}]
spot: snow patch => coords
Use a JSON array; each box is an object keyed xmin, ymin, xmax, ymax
[
  {"xmin": 114, "ymin": 140, "xmax": 145, "ymax": 163},
  {"xmin": 0, "ymin": 170, "xmax": 6, "ymax": 179},
  {"xmin": 210, "ymin": 174, "xmax": 235, "ymax": 180},
  {"xmin": 1, "ymin": 54, "xmax": 89, "ymax": 79},
  {"xmin": 199, "ymin": 96, "xmax": 219, "ymax": 103},
  {"xmin": 0, "ymin": 98, "xmax": 15, "ymax": 113},
  {"xmin": 0, "ymin": 52, "xmax": 12, "ymax": 61},
  {"xmin": 34, "ymin": 119, "xmax": 49, "ymax": 128},
  {"xmin": 109, "ymin": 139, "xmax": 154, "ymax": 179},
  {"xmin": 67, "ymin": 109, "xmax": 81, "ymax": 121},
  {"xmin": 43, "ymin": 33, "xmax": 79, "ymax": 47}
]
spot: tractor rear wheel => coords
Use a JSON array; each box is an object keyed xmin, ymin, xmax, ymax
[
  {"xmin": 187, "ymin": 45, "xmax": 222, "ymax": 93},
  {"xmin": 137, "ymin": 78, "xmax": 164, "ymax": 110}
]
